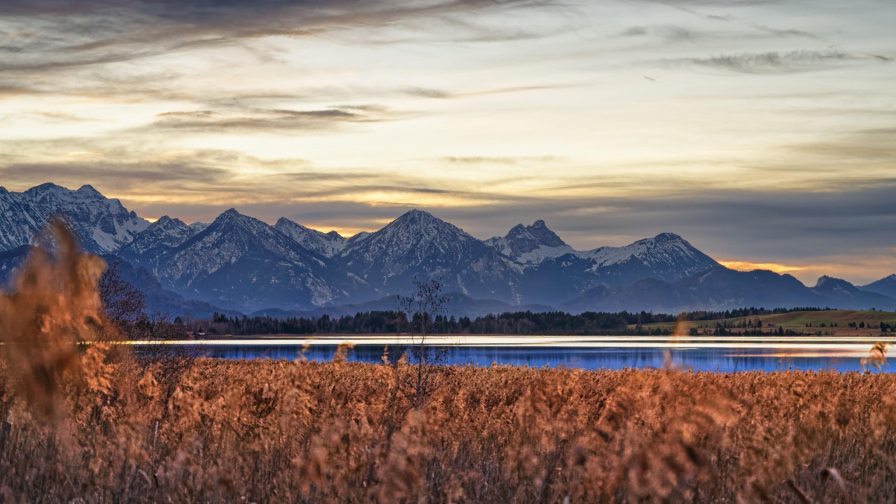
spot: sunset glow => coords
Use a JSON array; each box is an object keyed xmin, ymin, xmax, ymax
[{"xmin": 0, "ymin": 0, "xmax": 894, "ymax": 283}]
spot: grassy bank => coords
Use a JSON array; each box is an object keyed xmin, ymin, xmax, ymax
[
  {"xmin": 636, "ymin": 309, "xmax": 896, "ymax": 336},
  {"xmin": 2, "ymin": 351, "xmax": 896, "ymax": 503}
]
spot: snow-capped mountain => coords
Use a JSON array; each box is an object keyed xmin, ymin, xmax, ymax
[
  {"xmin": 578, "ymin": 232, "xmax": 719, "ymax": 282},
  {"xmin": 479, "ymin": 223, "xmax": 721, "ymax": 305},
  {"xmin": 485, "ymin": 220, "xmax": 574, "ymax": 264},
  {"xmin": 274, "ymin": 217, "xmax": 348, "ymax": 258},
  {"xmin": 118, "ymin": 216, "xmax": 202, "ymax": 266},
  {"xmin": 341, "ymin": 209, "xmax": 523, "ymax": 300},
  {"xmin": 137, "ymin": 208, "xmax": 365, "ymax": 312},
  {"xmin": 0, "ymin": 183, "xmax": 149, "ymax": 254},
  {"xmin": 10, "ymin": 182, "xmax": 885, "ymax": 316},
  {"xmin": 485, "ymin": 221, "xmax": 718, "ymax": 282}
]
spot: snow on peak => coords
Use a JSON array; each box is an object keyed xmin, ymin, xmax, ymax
[
  {"xmin": 578, "ymin": 232, "xmax": 717, "ymax": 281},
  {"xmin": 486, "ymin": 219, "xmax": 570, "ymax": 263},
  {"xmin": 0, "ymin": 183, "xmax": 149, "ymax": 254},
  {"xmin": 390, "ymin": 209, "xmax": 456, "ymax": 230},
  {"xmin": 275, "ymin": 217, "xmax": 348, "ymax": 258},
  {"xmin": 120, "ymin": 215, "xmax": 198, "ymax": 257},
  {"xmin": 219, "ymin": 208, "xmax": 242, "ymax": 218},
  {"xmin": 652, "ymin": 232, "xmax": 685, "ymax": 243},
  {"xmin": 77, "ymin": 184, "xmax": 102, "ymax": 195},
  {"xmin": 343, "ymin": 208, "xmax": 479, "ymax": 272}
]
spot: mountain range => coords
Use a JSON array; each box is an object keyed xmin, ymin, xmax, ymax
[{"xmin": 1, "ymin": 183, "xmax": 895, "ymax": 317}]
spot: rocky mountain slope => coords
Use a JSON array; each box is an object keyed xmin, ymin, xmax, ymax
[
  {"xmin": 126, "ymin": 209, "xmax": 368, "ymax": 312},
  {"xmin": 340, "ymin": 209, "xmax": 524, "ymax": 301},
  {"xmin": 0, "ymin": 183, "xmax": 148, "ymax": 254},
  {"xmin": 860, "ymin": 274, "xmax": 896, "ymax": 300},
  {"xmin": 2, "ymin": 183, "xmax": 893, "ymax": 316}
]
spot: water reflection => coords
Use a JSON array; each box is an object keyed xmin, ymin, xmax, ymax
[{"xmin": 129, "ymin": 335, "xmax": 895, "ymax": 373}]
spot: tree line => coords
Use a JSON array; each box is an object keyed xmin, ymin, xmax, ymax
[{"xmin": 191, "ymin": 306, "xmax": 829, "ymax": 337}]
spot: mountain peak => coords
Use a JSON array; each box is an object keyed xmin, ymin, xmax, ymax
[
  {"xmin": 652, "ymin": 232, "xmax": 684, "ymax": 242},
  {"xmin": 859, "ymin": 274, "xmax": 896, "ymax": 299},
  {"xmin": 77, "ymin": 184, "xmax": 101, "ymax": 195},
  {"xmin": 580, "ymin": 232, "xmax": 718, "ymax": 283},
  {"xmin": 485, "ymin": 219, "xmax": 570, "ymax": 263},
  {"xmin": 148, "ymin": 215, "xmax": 190, "ymax": 230},
  {"xmin": 396, "ymin": 209, "xmax": 438, "ymax": 223},
  {"xmin": 26, "ymin": 182, "xmax": 65, "ymax": 195},
  {"xmin": 274, "ymin": 217, "xmax": 348, "ymax": 258},
  {"xmin": 814, "ymin": 275, "xmax": 854, "ymax": 290},
  {"xmin": 215, "ymin": 208, "xmax": 249, "ymax": 224},
  {"xmin": 1, "ymin": 182, "xmax": 149, "ymax": 254},
  {"xmin": 384, "ymin": 209, "xmax": 466, "ymax": 234}
]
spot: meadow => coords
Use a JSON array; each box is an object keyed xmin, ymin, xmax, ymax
[{"xmin": 637, "ymin": 309, "xmax": 896, "ymax": 337}]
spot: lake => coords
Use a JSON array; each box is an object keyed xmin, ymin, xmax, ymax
[{"xmin": 129, "ymin": 334, "xmax": 896, "ymax": 372}]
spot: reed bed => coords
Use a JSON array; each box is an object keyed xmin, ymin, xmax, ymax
[{"xmin": 1, "ymin": 353, "xmax": 896, "ymax": 503}]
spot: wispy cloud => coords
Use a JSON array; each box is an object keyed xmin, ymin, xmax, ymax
[
  {"xmin": 437, "ymin": 156, "xmax": 565, "ymax": 164},
  {"xmin": 619, "ymin": 25, "xmax": 704, "ymax": 42},
  {"xmin": 403, "ymin": 84, "xmax": 571, "ymax": 100},
  {"xmin": 661, "ymin": 49, "xmax": 891, "ymax": 73},
  {"xmin": 0, "ymin": 0, "xmax": 560, "ymax": 75},
  {"xmin": 747, "ymin": 23, "xmax": 818, "ymax": 40},
  {"xmin": 141, "ymin": 106, "xmax": 404, "ymax": 135}
]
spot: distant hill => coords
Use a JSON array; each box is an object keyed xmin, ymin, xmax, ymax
[
  {"xmin": 861, "ymin": 274, "xmax": 896, "ymax": 299},
  {"xmin": 560, "ymin": 267, "xmax": 896, "ymax": 314}
]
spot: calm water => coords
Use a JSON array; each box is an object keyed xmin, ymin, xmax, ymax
[{"xmin": 129, "ymin": 335, "xmax": 896, "ymax": 373}]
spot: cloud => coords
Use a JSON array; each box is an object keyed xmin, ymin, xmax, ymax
[
  {"xmin": 748, "ymin": 23, "xmax": 818, "ymax": 40},
  {"xmin": 403, "ymin": 84, "xmax": 571, "ymax": 100},
  {"xmin": 436, "ymin": 156, "xmax": 564, "ymax": 164},
  {"xmin": 141, "ymin": 106, "xmax": 401, "ymax": 135},
  {"xmin": 662, "ymin": 49, "xmax": 891, "ymax": 73},
  {"xmin": 0, "ymin": 0, "xmax": 559, "ymax": 75},
  {"xmin": 619, "ymin": 25, "xmax": 703, "ymax": 42}
]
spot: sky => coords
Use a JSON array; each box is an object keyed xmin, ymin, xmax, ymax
[{"xmin": 0, "ymin": 0, "xmax": 894, "ymax": 285}]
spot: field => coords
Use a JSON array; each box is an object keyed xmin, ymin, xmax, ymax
[
  {"xmin": 3, "ymin": 350, "xmax": 896, "ymax": 503},
  {"xmin": 636, "ymin": 309, "xmax": 896, "ymax": 336}
]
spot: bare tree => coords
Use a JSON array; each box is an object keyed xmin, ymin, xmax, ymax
[
  {"xmin": 396, "ymin": 277, "xmax": 448, "ymax": 408},
  {"xmin": 98, "ymin": 260, "xmax": 146, "ymax": 334}
]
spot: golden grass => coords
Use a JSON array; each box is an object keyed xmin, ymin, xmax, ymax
[{"xmin": 2, "ymin": 354, "xmax": 896, "ymax": 503}]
